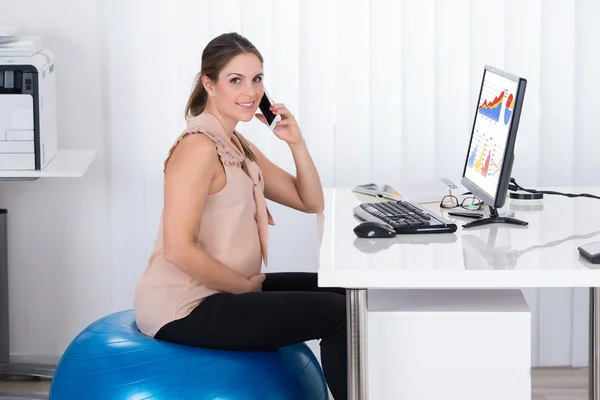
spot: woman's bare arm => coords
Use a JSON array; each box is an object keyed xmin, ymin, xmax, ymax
[{"xmin": 162, "ymin": 134, "xmax": 254, "ymax": 294}]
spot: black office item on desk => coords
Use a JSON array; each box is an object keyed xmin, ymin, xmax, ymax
[
  {"xmin": 509, "ymin": 178, "xmax": 600, "ymax": 201},
  {"xmin": 578, "ymin": 242, "xmax": 600, "ymax": 264},
  {"xmin": 509, "ymin": 190, "xmax": 543, "ymax": 200},
  {"xmin": 460, "ymin": 65, "xmax": 528, "ymax": 229},
  {"xmin": 448, "ymin": 212, "xmax": 484, "ymax": 220},
  {"xmin": 353, "ymin": 221, "xmax": 397, "ymax": 238},
  {"xmin": 353, "ymin": 200, "xmax": 457, "ymax": 235}
]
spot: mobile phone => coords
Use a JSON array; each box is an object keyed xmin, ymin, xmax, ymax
[
  {"xmin": 448, "ymin": 212, "xmax": 483, "ymax": 219},
  {"xmin": 258, "ymin": 89, "xmax": 281, "ymax": 130}
]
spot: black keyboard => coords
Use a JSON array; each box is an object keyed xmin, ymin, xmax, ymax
[{"xmin": 353, "ymin": 200, "xmax": 457, "ymax": 234}]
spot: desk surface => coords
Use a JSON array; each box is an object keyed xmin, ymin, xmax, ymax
[{"xmin": 317, "ymin": 187, "xmax": 600, "ymax": 289}]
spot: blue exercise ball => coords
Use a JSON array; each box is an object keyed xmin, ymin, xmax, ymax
[{"xmin": 49, "ymin": 310, "xmax": 328, "ymax": 400}]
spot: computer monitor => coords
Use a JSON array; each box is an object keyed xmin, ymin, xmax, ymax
[{"xmin": 460, "ymin": 65, "xmax": 527, "ymax": 228}]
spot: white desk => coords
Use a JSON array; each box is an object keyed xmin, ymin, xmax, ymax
[{"xmin": 317, "ymin": 187, "xmax": 600, "ymax": 400}]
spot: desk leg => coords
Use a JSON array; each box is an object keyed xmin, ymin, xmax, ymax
[
  {"xmin": 591, "ymin": 288, "xmax": 600, "ymax": 400},
  {"xmin": 347, "ymin": 289, "xmax": 368, "ymax": 400},
  {"xmin": 1, "ymin": 211, "xmax": 53, "ymax": 399}
]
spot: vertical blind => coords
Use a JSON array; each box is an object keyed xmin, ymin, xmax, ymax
[{"xmin": 104, "ymin": 0, "xmax": 600, "ymax": 366}]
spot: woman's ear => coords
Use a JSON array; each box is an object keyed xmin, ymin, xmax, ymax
[{"xmin": 202, "ymin": 75, "xmax": 215, "ymax": 97}]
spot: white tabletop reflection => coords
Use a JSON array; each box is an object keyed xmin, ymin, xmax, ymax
[{"xmin": 318, "ymin": 188, "xmax": 600, "ymax": 289}]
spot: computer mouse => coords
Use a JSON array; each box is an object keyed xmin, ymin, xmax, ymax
[{"xmin": 353, "ymin": 221, "xmax": 397, "ymax": 238}]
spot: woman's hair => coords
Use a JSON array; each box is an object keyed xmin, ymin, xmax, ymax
[{"xmin": 185, "ymin": 32, "xmax": 262, "ymax": 162}]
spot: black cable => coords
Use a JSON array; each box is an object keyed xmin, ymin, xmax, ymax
[{"xmin": 509, "ymin": 178, "xmax": 600, "ymax": 200}]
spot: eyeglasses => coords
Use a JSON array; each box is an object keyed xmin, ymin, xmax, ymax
[{"xmin": 440, "ymin": 194, "xmax": 484, "ymax": 211}]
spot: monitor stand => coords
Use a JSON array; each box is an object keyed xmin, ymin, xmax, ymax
[{"xmin": 462, "ymin": 205, "xmax": 528, "ymax": 229}]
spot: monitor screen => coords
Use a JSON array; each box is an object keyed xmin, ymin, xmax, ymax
[{"xmin": 463, "ymin": 68, "xmax": 520, "ymax": 201}]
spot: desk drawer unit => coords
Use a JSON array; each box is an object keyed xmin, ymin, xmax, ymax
[{"xmin": 367, "ymin": 289, "xmax": 531, "ymax": 400}]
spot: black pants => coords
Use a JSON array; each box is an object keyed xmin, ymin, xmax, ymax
[{"xmin": 155, "ymin": 272, "xmax": 347, "ymax": 400}]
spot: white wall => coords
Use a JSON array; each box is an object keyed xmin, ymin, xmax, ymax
[
  {"xmin": 1, "ymin": 0, "xmax": 600, "ymax": 368},
  {"xmin": 0, "ymin": 0, "xmax": 112, "ymax": 363}
]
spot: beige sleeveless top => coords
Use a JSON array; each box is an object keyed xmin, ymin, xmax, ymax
[{"xmin": 134, "ymin": 113, "xmax": 275, "ymax": 338}]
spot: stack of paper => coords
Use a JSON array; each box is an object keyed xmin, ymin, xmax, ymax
[
  {"xmin": 0, "ymin": 26, "xmax": 19, "ymax": 38},
  {"xmin": 353, "ymin": 178, "xmax": 469, "ymax": 205},
  {"xmin": 0, "ymin": 35, "xmax": 43, "ymax": 56}
]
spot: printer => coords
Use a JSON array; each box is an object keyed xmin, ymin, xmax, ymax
[{"xmin": 0, "ymin": 35, "xmax": 57, "ymax": 170}]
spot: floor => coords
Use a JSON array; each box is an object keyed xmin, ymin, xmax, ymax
[{"xmin": 0, "ymin": 367, "xmax": 591, "ymax": 399}]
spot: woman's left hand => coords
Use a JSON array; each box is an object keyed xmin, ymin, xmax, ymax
[{"xmin": 255, "ymin": 103, "xmax": 304, "ymax": 145}]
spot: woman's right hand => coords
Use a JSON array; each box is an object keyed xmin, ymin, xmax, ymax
[{"xmin": 247, "ymin": 273, "xmax": 266, "ymax": 292}]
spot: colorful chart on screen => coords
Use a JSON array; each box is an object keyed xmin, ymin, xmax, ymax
[{"xmin": 464, "ymin": 70, "xmax": 518, "ymax": 198}]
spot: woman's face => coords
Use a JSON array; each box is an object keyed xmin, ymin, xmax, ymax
[{"xmin": 206, "ymin": 52, "xmax": 265, "ymax": 123}]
